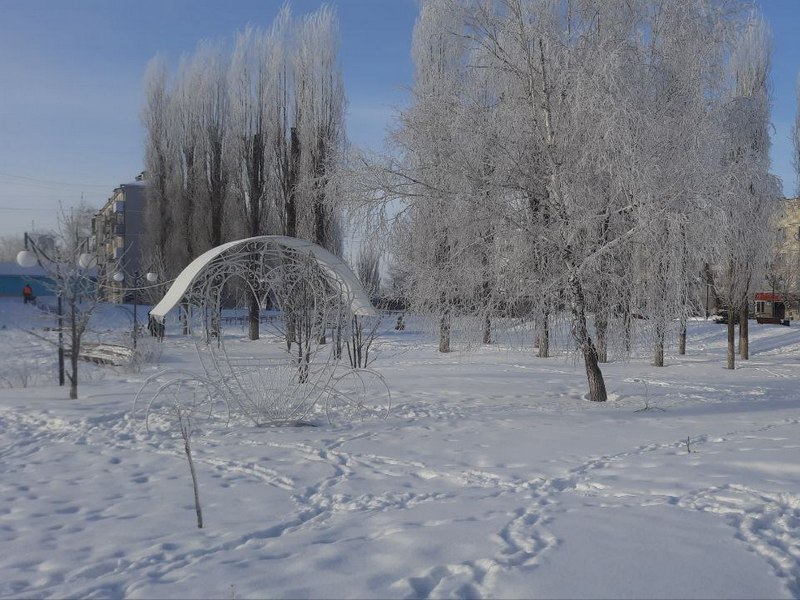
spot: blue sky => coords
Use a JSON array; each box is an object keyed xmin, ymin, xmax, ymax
[{"xmin": 0, "ymin": 0, "xmax": 797, "ymax": 236}]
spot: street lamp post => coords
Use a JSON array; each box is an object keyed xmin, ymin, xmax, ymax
[
  {"xmin": 112, "ymin": 269, "xmax": 158, "ymax": 349},
  {"xmin": 17, "ymin": 233, "xmax": 91, "ymax": 387},
  {"xmin": 56, "ymin": 293, "xmax": 64, "ymax": 385},
  {"xmin": 17, "ymin": 234, "xmax": 97, "ymax": 396},
  {"xmin": 133, "ymin": 270, "xmax": 139, "ymax": 349},
  {"xmin": 18, "ymin": 233, "xmax": 64, "ymax": 386}
]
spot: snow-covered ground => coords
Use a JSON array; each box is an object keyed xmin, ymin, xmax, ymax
[{"xmin": 1, "ymin": 298, "xmax": 799, "ymax": 599}]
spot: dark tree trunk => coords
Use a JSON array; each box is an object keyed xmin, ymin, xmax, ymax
[
  {"xmin": 286, "ymin": 127, "xmax": 299, "ymax": 238},
  {"xmin": 739, "ymin": 304, "xmax": 749, "ymax": 360},
  {"xmin": 678, "ymin": 224, "xmax": 688, "ymax": 357},
  {"xmin": 596, "ymin": 313, "xmax": 608, "ymax": 363},
  {"xmin": 727, "ymin": 316, "xmax": 736, "ymax": 369},
  {"xmin": 537, "ymin": 307, "xmax": 550, "ymax": 358},
  {"xmin": 247, "ymin": 288, "xmax": 260, "ymax": 340},
  {"xmin": 246, "ymin": 133, "xmax": 265, "ymax": 342},
  {"xmin": 570, "ymin": 274, "xmax": 607, "ymax": 402},
  {"xmin": 439, "ymin": 314, "xmax": 451, "ymax": 353},
  {"xmin": 69, "ymin": 302, "xmax": 78, "ymax": 400},
  {"xmin": 183, "ymin": 149, "xmax": 195, "ymax": 262},
  {"xmin": 209, "ymin": 136, "xmax": 225, "ymax": 248},
  {"xmin": 623, "ymin": 307, "xmax": 632, "ymax": 354},
  {"xmin": 439, "ymin": 299, "xmax": 451, "ymax": 354},
  {"xmin": 583, "ymin": 343, "xmax": 607, "ymax": 402},
  {"xmin": 595, "ymin": 214, "xmax": 611, "ymax": 365},
  {"xmin": 654, "ymin": 322, "xmax": 665, "ymax": 367},
  {"xmin": 481, "ymin": 235, "xmax": 493, "ymax": 345},
  {"xmin": 248, "ymin": 293, "xmax": 260, "ymax": 341},
  {"xmin": 153, "ymin": 160, "xmax": 172, "ymax": 266},
  {"xmin": 313, "ymin": 196, "xmax": 326, "ymax": 249},
  {"xmin": 679, "ymin": 318, "xmax": 687, "ymax": 355}
]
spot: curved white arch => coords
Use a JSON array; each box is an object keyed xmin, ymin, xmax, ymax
[{"xmin": 150, "ymin": 236, "xmax": 376, "ymax": 322}]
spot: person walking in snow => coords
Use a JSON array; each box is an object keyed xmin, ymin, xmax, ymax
[{"xmin": 22, "ymin": 284, "xmax": 34, "ymax": 304}]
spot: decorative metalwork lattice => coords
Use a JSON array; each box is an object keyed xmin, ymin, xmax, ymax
[{"xmin": 135, "ymin": 236, "xmax": 390, "ymax": 427}]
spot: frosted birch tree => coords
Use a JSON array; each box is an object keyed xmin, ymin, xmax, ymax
[
  {"xmin": 386, "ymin": 0, "xmax": 473, "ymax": 354},
  {"xmin": 713, "ymin": 12, "xmax": 778, "ymax": 369},
  {"xmin": 381, "ymin": 0, "xmax": 766, "ymax": 399},
  {"xmin": 461, "ymin": 0, "xmax": 654, "ymax": 400},
  {"xmin": 626, "ymin": 0, "xmax": 728, "ymax": 367}
]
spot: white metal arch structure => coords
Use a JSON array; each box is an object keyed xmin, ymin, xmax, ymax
[
  {"xmin": 150, "ymin": 235, "xmax": 375, "ymax": 322},
  {"xmin": 143, "ymin": 236, "xmax": 385, "ymax": 426}
]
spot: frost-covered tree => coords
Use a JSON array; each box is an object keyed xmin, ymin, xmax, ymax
[
  {"xmin": 355, "ymin": 243, "xmax": 381, "ymax": 303},
  {"xmin": 794, "ymin": 73, "xmax": 800, "ymax": 196},
  {"xmin": 463, "ymin": 0, "xmax": 657, "ymax": 400},
  {"xmin": 227, "ymin": 22, "xmax": 286, "ymax": 339},
  {"xmin": 386, "ymin": 0, "xmax": 472, "ymax": 354},
  {"xmin": 624, "ymin": 0, "xmax": 729, "ymax": 367},
  {"xmin": 194, "ymin": 41, "xmax": 231, "ymax": 252},
  {"xmin": 168, "ymin": 53, "xmax": 205, "ymax": 270},
  {"xmin": 713, "ymin": 12, "xmax": 778, "ymax": 369},
  {"xmin": 370, "ymin": 0, "xmax": 774, "ymax": 399},
  {"xmin": 228, "ymin": 23, "xmax": 285, "ymax": 242},
  {"xmin": 141, "ymin": 57, "xmax": 174, "ymax": 272},
  {"xmin": 293, "ymin": 6, "xmax": 346, "ymax": 254},
  {"xmin": 140, "ymin": 5, "xmax": 346, "ymax": 283}
]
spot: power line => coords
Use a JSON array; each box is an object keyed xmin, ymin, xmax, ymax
[
  {"xmin": 0, "ymin": 171, "xmax": 113, "ymax": 189},
  {"xmin": 0, "ymin": 206, "xmax": 57, "ymax": 212}
]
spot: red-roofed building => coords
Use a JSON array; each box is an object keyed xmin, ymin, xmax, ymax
[
  {"xmin": 755, "ymin": 198, "xmax": 800, "ymax": 322},
  {"xmin": 753, "ymin": 291, "xmax": 798, "ymax": 321}
]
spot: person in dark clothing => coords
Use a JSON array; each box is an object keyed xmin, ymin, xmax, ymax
[
  {"xmin": 148, "ymin": 313, "xmax": 165, "ymax": 341},
  {"xmin": 22, "ymin": 284, "xmax": 34, "ymax": 304}
]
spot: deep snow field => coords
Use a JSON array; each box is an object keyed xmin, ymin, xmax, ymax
[{"xmin": 1, "ymin": 297, "xmax": 800, "ymax": 599}]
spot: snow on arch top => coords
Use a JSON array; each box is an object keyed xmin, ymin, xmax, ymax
[{"xmin": 149, "ymin": 235, "xmax": 376, "ymax": 323}]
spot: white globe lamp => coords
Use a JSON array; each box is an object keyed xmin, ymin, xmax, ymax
[
  {"xmin": 16, "ymin": 250, "xmax": 37, "ymax": 269},
  {"xmin": 145, "ymin": 272, "xmax": 158, "ymax": 283},
  {"xmin": 78, "ymin": 253, "xmax": 97, "ymax": 269},
  {"xmin": 112, "ymin": 272, "xmax": 124, "ymax": 283}
]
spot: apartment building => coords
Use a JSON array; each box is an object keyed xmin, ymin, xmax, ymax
[{"xmin": 92, "ymin": 173, "xmax": 147, "ymax": 302}]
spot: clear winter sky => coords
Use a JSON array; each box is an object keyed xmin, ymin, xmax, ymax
[{"xmin": 0, "ymin": 0, "xmax": 797, "ymax": 237}]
